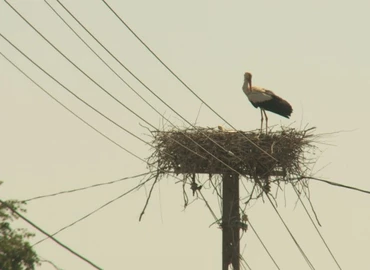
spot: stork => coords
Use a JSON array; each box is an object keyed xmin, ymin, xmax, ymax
[{"xmin": 242, "ymin": 72, "xmax": 293, "ymax": 133}]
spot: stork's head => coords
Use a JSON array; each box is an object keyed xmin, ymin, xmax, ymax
[{"xmin": 244, "ymin": 72, "xmax": 252, "ymax": 89}]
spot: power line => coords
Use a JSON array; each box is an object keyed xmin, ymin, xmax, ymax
[
  {"xmin": 2, "ymin": 1, "xmax": 338, "ymax": 268},
  {"xmin": 305, "ymin": 176, "xmax": 370, "ymax": 194},
  {"xmin": 0, "ymin": 199, "xmax": 103, "ymax": 270},
  {"xmin": 32, "ymin": 174, "xmax": 156, "ymax": 246},
  {"xmin": 3, "ymin": 42, "xmax": 296, "ymax": 270},
  {"xmin": 4, "ymin": 1, "xmax": 210, "ymax": 162},
  {"xmin": 0, "ymin": 32, "xmax": 153, "ymax": 148},
  {"xmin": 43, "ymin": 0, "xmax": 270, "ymax": 195},
  {"xmin": 39, "ymin": 257, "xmax": 64, "ymax": 270},
  {"xmin": 0, "ymin": 51, "xmax": 146, "ymax": 163},
  {"xmin": 43, "ymin": 0, "xmax": 165, "ymax": 125},
  {"xmin": 2, "ymin": 38, "xmax": 292, "ymax": 267},
  {"xmin": 42, "ymin": 0, "xmax": 209, "ymax": 162},
  {"xmin": 53, "ymin": 0, "xmax": 277, "ymax": 163},
  {"xmin": 2, "ymin": 30, "xmax": 258, "ymax": 245},
  {"xmin": 99, "ymin": 0, "xmax": 278, "ymax": 162},
  {"xmin": 45, "ymin": 4, "xmax": 336, "ymax": 268},
  {"xmin": 0, "ymin": 22, "xmax": 312, "ymax": 270},
  {"xmin": 3, "ymin": 0, "xmax": 159, "ymax": 135},
  {"xmin": 248, "ymin": 220, "xmax": 281, "ymax": 269},
  {"xmin": 23, "ymin": 171, "xmax": 153, "ymax": 202},
  {"xmin": 266, "ymin": 194, "xmax": 316, "ymax": 270},
  {"xmin": 5, "ymin": 1, "xmax": 233, "ymax": 169},
  {"xmin": 11, "ymin": 0, "xmax": 278, "ymax": 211},
  {"xmin": 292, "ymin": 184, "xmax": 342, "ymax": 269}
]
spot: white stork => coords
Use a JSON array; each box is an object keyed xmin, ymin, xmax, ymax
[{"xmin": 242, "ymin": 72, "xmax": 292, "ymax": 133}]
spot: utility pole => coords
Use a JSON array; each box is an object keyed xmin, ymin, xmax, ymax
[
  {"xmin": 222, "ymin": 172, "xmax": 240, "ymax": 270},
  {"xmin": 150, "ymin": 127, "xmax": 314, "ymax": 270}
]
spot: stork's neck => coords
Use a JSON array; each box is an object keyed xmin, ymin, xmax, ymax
[{"xmin": 242, "ymin": 80, "xmax": 251, "ymax": 95}]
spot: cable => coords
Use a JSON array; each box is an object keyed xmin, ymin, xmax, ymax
[
  {"xmin": 291, "ymin": 184, "xmax": 342, "ymax": 269},
  {"xmin": 8, "ymin": 0, "xmax": 276, "ymax": 198},
  {"xmin": 53, "ymin": 0, "xmax": 277, "ymax": 162},
  {"xmin": 2, "ymin": 11, "xmax": 279, "ymax": 267},
  {"xmin": 2, "ymin": 30, "xmax": 246, "ymax": 211},
  {"xmin": 305, "ymin": 176, "xmax": 370, "ymax": 195},
  {"xmin": 2, "ymin": 35, "xmax": 254, "ymax": 235},
  {"xmin": 266, "ymin": 194, "xmax": 316, "ymax": 270},
  {"xmin": 1, "ymin": 39, "xmax": 309, "ymax": 270},
  {"xmin": 248, "ymin": 220, "xmax": 281, "ymax": 269},
  {"xmin": 0, "ymin": 51, "xmax": 146, "ymax": 163},
  {"xmin": 3, "ymin": 39, "xmax": 280, "ymax": 267},
  {"xmin": 42, "ymin": 0, "xmax": 209, "ymax": 162},
  {"xmin": 39, "ymin": 257, "xmax": 64, "ymax": 270},
  {"xmin": 3, "ymin": 4, "xmax": 327, "ymax": 269},
  {"xmin": 4, "ymin": 3, "xmax": 211, "ymax": 163},
  {"xmin": 239, "ymin": 254, "xmax": 252, "ymax": 270},
  {"xmin": 41, "ymin": 0, "xmax": 273, "ymax": 205},
  {"xmin": 23, "ymin": 171, "xmax": 153, "ymax": 202},
  {"xmin": 42, "ymin": 0, "xmax": 254, "ymax": 176},
  {"xmin": 3, "ymin": 1, "xmax": 159, "ymax": 134},
  {"xmin": 0, "ymin": 199, "xmax": 103, "ymax": 270},
  {"xmin": 32, "ymin": 174, "xmax": 156, "ymax": 246},
  {"xmin": 49, "ymin": 11, "xmax": 299, "ymax": 256},
  {"xmin": 5, "ymin": 0, "xmax": 211, "ymax": 163},
  {"xmin": 43, "ymin": 0, "xmax": 164, "ymax": 124},
  {"xmin": 197, "ymin": 189, "xmax": 220, "ymax": 224},
  {"xmin": 0, "ymin": 33, "xmax": 155, "ymax": 149},
  {"xmin": 99, "ymin": 0, "xmax": 278, "ymax": 162},
  {"xmin": 43, "ymin": 5, "xmax": 327, "ymax": 269}
]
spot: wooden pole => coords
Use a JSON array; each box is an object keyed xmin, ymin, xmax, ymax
[{"xmin": 222, "ymin": 172, "xmax": 240, "ymax": 270}]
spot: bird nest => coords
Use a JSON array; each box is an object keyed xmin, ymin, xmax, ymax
[{"xmin": 148, "ymin": 126, "xmax": 317, "ymax": 181}]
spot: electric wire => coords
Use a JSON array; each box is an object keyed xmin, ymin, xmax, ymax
[
  {"xmin": 0, "ymin": 51, "xmax": 145, "ymax": 163},
  {"xmin": 0, "ymin": 32, "xmax": 184, "ymax": 165},
  {"xmin": 99, "ymin": 0, "xmax": 278, "ymax": 162},
  {"xmin": 0, "ymin": 33, "xmax": 151, "ymax": 148},
  {"xmin": 3, "ymin": 1, "xmax": 159, "ymax": 136},
  {"xmin": 5, "ymin": 0, "xmax": 330, "ymax": 268},
  {"xmin": 43, "ymin": 0, "xmax": 210, "ymax": 162},
  {"xmin": 43, "ymin": 0, "xmax": 249, "ymax": 176},
  {"xmin": 0, "ymin": 199, "xmax": 103, "ymax": 270},
  {"xmin": 43, "ymin": 0, "xmax": 165, "ymax": 128},
  {"xmin": 60, "ymin": 5, "xmax": 326, "ymax": 268},
  {"xmin": 291, "ymin": 184, "xmax": 342, "ymax": 269},
  {"xmin": 1, "ymin": 38, "xmax": 228, "ymax": 248},
  {"xmin": 248, "ymin": 220, "xmax": 281, "ymax": 269},
  {"xmin": 240, "ymin": 255, "xmax": 252, "ymax": 270},
  {"xmin": 304, "ymin": 176, "xmax": 370, "ymax": 195},
  {"xmin": 3, "ymin": 1, "xmax": 207, "ymax": 161},
  {"xmin": 43, "ymin": 0, "xmax": 260, "ymax": 200},
  {"xmin": 53, "ymin": 0, "xmax": 277, "ymax": 162},
  {"xmin": 3, "ymin": 41, "xmax": 282, "ymax": 270},
  {"xmin": 47, "ymin": 10, "xmax": 311, "ymax": 256},
  {"xmin": 2, "ymin": 44, "xmax": 279, "ymax": 268},
  {"xmin": 23, "ymin": 171, "xmax": 153, "ymax": 202},
  {"xmin": 32, "ymin": 174, "xmax": 155, "ymax": 246},
  {"xmin": 266, "ymin": 194, "xmax": 316, "ymax": 270},
  {"xmin": 0, "ymin": 25, "xmax": 310, "ymax": 270},
  {"xmin": 39, "ymin": 257, "xmax": 64, "ymax": 270}
]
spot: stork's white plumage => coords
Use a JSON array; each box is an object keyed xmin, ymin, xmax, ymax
[{"xmin": 242, "ymin": 72, "xmax": 292, "ymax": 132}]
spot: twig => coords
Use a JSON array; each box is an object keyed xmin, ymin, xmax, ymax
[{"xmin": 139, "ymin": 173, "xmax": 160, "ymax": 221}]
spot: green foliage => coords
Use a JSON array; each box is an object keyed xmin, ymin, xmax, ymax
[{"xmin": 0, "ymin": 199, "xmax": 40, "ymax": 270}]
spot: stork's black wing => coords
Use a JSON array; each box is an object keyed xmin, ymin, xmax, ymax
[{"xmin": 255, "ymin": 90, "xmax": 293, "ymax": 118}]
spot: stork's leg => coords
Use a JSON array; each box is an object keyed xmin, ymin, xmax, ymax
[
  {"xmin": 263, "ymin": 109, "xmax": 268, "ymax": 133},
  {"xmin": 260, "ymin": 108, "xmax": 264, "ymax": 133}
]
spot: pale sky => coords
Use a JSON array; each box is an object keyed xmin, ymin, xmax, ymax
[{"xmin": 1, "ymin": 0, "xmax": 370, "ymax": 269}]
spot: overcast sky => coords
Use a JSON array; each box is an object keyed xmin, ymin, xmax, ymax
[{"xmin": 1, "ymin": 0, "xmax": 370, "ymax": 269}]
